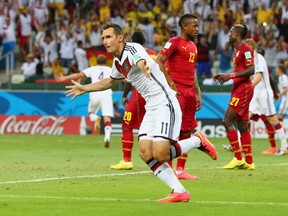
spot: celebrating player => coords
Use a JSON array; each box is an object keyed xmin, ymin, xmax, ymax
[
  {"xmin": 66, "ymin": 22, "xmax": 218, "ymax": 202},
  {"xmin": 111, "ymin": 31, "xmax": 157, "ymax": 170}
]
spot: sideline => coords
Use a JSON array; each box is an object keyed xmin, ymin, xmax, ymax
[{"xmin": 0, "ymin": 195, "xmax": 288, "ymax": 206}]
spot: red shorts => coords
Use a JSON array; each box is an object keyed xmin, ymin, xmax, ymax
[
  {"xmin": 176, "ymin": 85, "xmax": 197, "ymax": 131},
  {"xmin": 122, "ymin": 88, "xmax": 146, "ymax": 129},
  {"xmin": 229, "ymin": 85, "xmax": 254, "ymax": 121},
  {"xmin": 19, "ymin": 35, "xmax": 30, "ymax": 48}
]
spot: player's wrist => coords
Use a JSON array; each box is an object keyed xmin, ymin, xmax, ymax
[{"xmin": 229, "ymin": 73, "xmax": 236, "ymax": 79}]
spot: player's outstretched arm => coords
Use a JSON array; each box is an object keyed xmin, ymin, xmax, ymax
[
  {"xmin": 137, "ymin": 59, "xmax": 151, "ymax": 79},
  {"xmin": 65, "ymin": 78, "xmax": 120, "ymax": 100}
]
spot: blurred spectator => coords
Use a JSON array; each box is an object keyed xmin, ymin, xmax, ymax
[
  {"xmin": 40, "ymin": 33, "xmax": 58, "ymax": 68},
  {"xmin": 217, "ymin": 21, "xmax": 230, "ymax": 50},
  {"xmin": 52, "ymin": 56, "xmax": 64, "ymax": 76},
  {"xmin": 197, "ymin": 34, "xmax": 211, "ymax": 77},
  {"xmin": 17, "ymin": 6, "xmax": 32, "ymax": 62},
  {"xmin": 33, "ymin": 46, "xmax": 44, "ymax": 77},
  {"xmin": 138, "ymin": 18, "xmax": 154, "ymax": 48},
  {"xmin": 99, "ymin": 0, "xmax": 110, "ymax": 23},
  {"xmin": 74, "ymin": 40, "xmax": 88, "ymax": 72},
  {"xmin": 0, "ymin": 16, "xmax": 16, "ymax": 69},
  {"xmin": 217, "ymin": 42, "xmax": 233, "ymax": 74},
  {"xmin": 32, "ymin": 0, "xmax": 49, "ymax": 25},
  {"xmin": 21, "ymin": 53, "xmax": 38, "ymax": 80},
  {"xmin": 123, "ymin": 17, "xmax": 137, "ymax": 42},
  {"xmin": 88, "ymin": 22, "xmax": 102, "ymax": 48},
  {"xmin": 59, "ymin": 31, "xmax": 76, "ymax": 69},
  {"xmin": 166, "ymin": 11, "xmax": 180, "ymax": 35},
  {"xmin": 110, "ymin": 8, "xmax": 126, "ymax": 28}
]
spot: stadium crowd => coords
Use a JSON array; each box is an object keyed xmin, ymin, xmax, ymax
[{"xmin": 0, "ymin": 0, "xmax": 287, "ymax": 82}]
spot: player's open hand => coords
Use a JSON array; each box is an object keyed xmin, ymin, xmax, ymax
[
  {"xmin": 65, "ymin": 80, "xmax": 85, "ymax": 100},
  {"xmin": 213, "ymin": 73, "xmax": 230, "ymax": 85}
]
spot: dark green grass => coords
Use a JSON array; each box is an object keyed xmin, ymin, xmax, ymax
[{"xmin": 0, "ymin": 134, "xmax": 287, "ymax": 216}]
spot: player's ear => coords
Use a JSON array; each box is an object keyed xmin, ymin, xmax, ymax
[{"xmin": 118, "ymin": 34, "xmax": 124, "ymax": 43}]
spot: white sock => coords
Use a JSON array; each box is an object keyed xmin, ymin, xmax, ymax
[
  {"xmin": 154, "ymin": 162, "xmax": 186, "ymax": 193},
  {"xmin": 104, "ymin": 125, "xmax": 112, "ymax": 142},
  {"xmin": 275, "ymin": 127, "xmax": 288, "ymax": 151},
  {"xmin": 177, "ymin": 136, "xmax": 201, "ymax": 155}
]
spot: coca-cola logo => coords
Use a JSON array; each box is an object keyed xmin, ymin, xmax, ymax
[{"xmin": 0, "ymin": 115, "xmax": 67, "ymax": 135}]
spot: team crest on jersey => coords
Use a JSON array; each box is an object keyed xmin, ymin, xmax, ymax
[
  {"xmin": 115, "ymin": 57, "xmax": 132, "ymax": 78},
  {"xmin": 245, "ymin": 51, "xmax": 252, "ymax": 59},
  {"xmin": 164, "ymin": 42, "xmax": 172, "ymax": 49}
]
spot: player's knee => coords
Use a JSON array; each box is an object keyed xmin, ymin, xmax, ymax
[{"xmin": 153, "ymin": 150, "xmax": 170, "ymax": 163}]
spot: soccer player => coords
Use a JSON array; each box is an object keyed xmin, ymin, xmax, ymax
[
  {"xmin": 214, "ymin": 23, "xmax": 255, "ymax": 170},
  {"xmin": 55, "ymin": 54, "xmax": 113, "ymax": 148},
  {"xmin": 111, "ymin": 31, "xmax": 156, "ymax": 170},
  {"xmin": 245, "ymin": 39, "xmax": 288, "ymax": 156},
  {"xmin": 66, "ymin": 22, "xmax": 218, "ymax": 202},
  {"xmin": 156, "ymin": 14, "xmax": 201, "ymax": 180},
  {"xmin": 275, "ymin": 63, "xmax": 288, "ymax": 155}
]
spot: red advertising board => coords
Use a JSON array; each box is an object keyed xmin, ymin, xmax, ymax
[{"xmin": 0, "ymin": 115, "xmax": 98, "ymax": 135}]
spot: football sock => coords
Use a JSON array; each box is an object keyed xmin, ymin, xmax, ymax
[
  {"xmin": 122, "ymin": 128, "xmax": 134, "ymax": 162},
  {"xmin": 176, "ymin": 132, "xmax": 191, "ymax": 171},
  {"xmin": 265, "ymin": 123, "xmax": 276, "ymax": 147},
  {"xmin": 240, "ymin": 132, "xmax": 253, "ymax": 164},
  {"xmin": 104, "ymin": 121, "xmax": 112, "ymax": 142},
  {"xmin": 227, "ymin": 129, "xmax": 242, "ymax": 160},
  {"xmin": 170, "ymin": 136, "xmax": 201, "ymax": 159},
  {"xmin": 274, "ymin": 123, "xmax": 288, "ymax": 151},
  {"xmin": 146, "ymin": 158, "xmax": 186, "ymax": 193}
]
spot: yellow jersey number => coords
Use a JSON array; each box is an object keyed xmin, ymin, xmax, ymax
[
  {"xmin": 229, "ymin": 97, "xmax": 240, "ymax": 107},
  {"xmin": 189, "ymin": 52, "xmax": 195, "ymax": 63},
  {"xmin": 123, "ymin": 111, "xmax": 132, "ymax": 122}
]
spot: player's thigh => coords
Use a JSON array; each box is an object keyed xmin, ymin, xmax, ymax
[
  {"xmin": 88, "ymin": 98, "xmax": 101, "ymax": 113},
  {"xmin": 139, "ymin": 100, "xmax": 181, "ymax": 141},
  {"xmin": 100, "ymin": 95, "xmax": 114, "ymax": 117},
  {"xmin": 177, "ymin": 88, "xmax": 197, "ymax": 130}
]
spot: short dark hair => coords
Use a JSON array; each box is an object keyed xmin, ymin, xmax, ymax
[
  {"xmin": 178, "ymin": 14, "xmax": 198, "ymax": 28},
  {"xmin": 277, "ymin": 64, "xmax": 286, "ymax": 74},
  {"xmin": 132, "ymin": 31, "xmax": 146, "ymax": 45},
  {"xmin": 101, "ymin": 22, "xmax": 123, "ymax": 35},
  {"xmin": 234, "ymin": 23, "xmax": 248, "ymax": 39},
  {"xmin": 256, "ymin": 47, "xmax": 265, "ymax": 57}
]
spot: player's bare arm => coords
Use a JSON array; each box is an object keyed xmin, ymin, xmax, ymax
[
  {"xmin": 65, "ymin": 77, "xmax": 120, "ymax": 100},
  {"xmin": 55, "ymin": 72, "xmax": 85, "ymax": 83},
  {"xmin": 252, "ymin": 72, "xmax": 263, "ymax": 87},
  {"xmin": 137, "ymin": 59, "xmax": 152, "ymax": 79},
  {"xmin": 122, "ymin": 82, "xmax": 133, "ymax": 108},
  {"xmin": 278, "ymin": 86, "xmax": 288, "ymax": 99},
  {"xmin": 215, "ymin": 65, "xmax": 254, "ymax": 85},
  {"xmin": 155, "ymin": 53, "xmax": 178, "ymax": 93},
  {"xmin": 194, "ymin": 72, "xmax": 202, "ymax": 110}
]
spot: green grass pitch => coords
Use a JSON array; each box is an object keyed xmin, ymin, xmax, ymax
[{"xmin": 0, "ymin": 134, "xmax": 287, "ymax": 216}]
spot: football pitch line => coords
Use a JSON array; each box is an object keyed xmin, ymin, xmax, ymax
[
  {"xmin": 0, "ymin": 162, "xmax": 287, "ymax": 185},
  {"xmin": 0, "ymin": 195, "xmax": 288, "ymax": 206}
]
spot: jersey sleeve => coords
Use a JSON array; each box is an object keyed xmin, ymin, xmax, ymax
[
  {"xmin": 82, "ymin": 66, "xmax": 92, "ymax": 78},
  {"xmin": 243, "ymin": 45, "xmax": 254, "ymax": 67},
  {"xmin": 129, "ymin": 43, "xmax": 150, "ymax": 65},
  {"xmin": 160, "ymin": 38, "xmax": 177, "ymax": 59}
]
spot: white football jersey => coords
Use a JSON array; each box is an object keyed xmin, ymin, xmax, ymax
[
  {"xmin": 278, "ymin": 74, "xmax": 288, "ymax": 100},
  {"xmin": 110, "ymin": 42, "xmax": 176, "ymax": 109},
  {"xmin": 83, "ymin": 65, "xmax": 113, "ymax": 98},
  {"xmin": 253, "ymin": 53, "xmax": 273, "ymax": 99}
]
